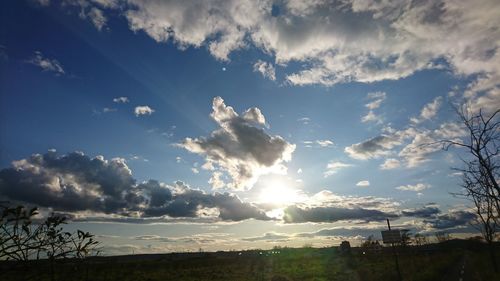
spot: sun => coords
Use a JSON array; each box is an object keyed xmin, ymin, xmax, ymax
[{"xmin": 258, "ymin": 180, "xmax": 301, "ymax": 205}]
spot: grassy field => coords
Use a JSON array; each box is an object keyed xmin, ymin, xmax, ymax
[{"xmin": 1, "ymin": 240, "xmax": 498, "ymax": 281}]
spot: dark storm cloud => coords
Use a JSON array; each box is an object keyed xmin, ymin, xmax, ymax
[
  {"xmin": 282, "ymin": 205, "xmax": 398, "ymax": 223},
  {"xmin": 344, "ymin": 135, "xmax": 400, "ymax": 160},
  {"xmin": 143, "ymin": 185, "xmax": 270, "ymax": 221},
  {"xmin": 0, "ymin": 151, "xmax": 133, "ymax": 213},
  {"xmin": 402, "ymin": 205, "xmax": 441, "ymax": 218},
  {"xmin": 0, "ymin": 151, "xmax": 269, "ymax": 222},
  {"xmin": 423, "ymin": 210, "xmax": 477, "ymax": 230}
]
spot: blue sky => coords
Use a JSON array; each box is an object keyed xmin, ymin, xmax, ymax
[{"xmin": 0, "ymin": 0, "xmax": 498, "ymax": 255}]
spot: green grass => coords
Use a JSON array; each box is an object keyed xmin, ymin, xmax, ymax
[{"xmin": 1, "ymin": 243, "xmax": 499, "ymax": 281}]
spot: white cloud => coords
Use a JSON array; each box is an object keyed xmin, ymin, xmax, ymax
[
  {"xmin": 102, "ymin": 107, "xmax": 117, "ymax": 113},
  {"xmin": 463, "ymin": 75, "xmax": 500, "ymax": 114},
  {"xmin": 0, "ymin": 151, "xmax": 271, "ymax": 222},
  {"xmin": 253, "ymin": 60, "xmax": 276, "ymax": 81},
  {"xmin": 380, "ymin": 158, "xmax": 400, "ymax": 170},
  {"xmin": 345, "ymin": 135, "xmax": 401, "ymax": 160},
  {"xmin": 362, "ymin": 92, "xmax": 386, "ymax": 123},
  {"xmin": 365, "ymin": 92, "xmax": 386, "ymax": 110},
  {"xmin": 242, "ymin": 107, "xmax": 267, "ymax": 126},
  {"xmin": 316, "ymin": 140, "xmax": 334, "ymax": 147},
  {"xmin": 361, "ymin": 110, "xmax": 381, "ymax": 123},
  {"xmin": 43, "ymin": 0, "xmax": 499, "ymax": 91},
  {"xmin": 303, "ymin": 139, "xmax": 334, "ymax": 148},
  {"xmin": 397, "ymin": 123, "xmax": 466, "ymax": 167},
  {"xmin": 411, "ymin": 97, "xmax": 443, "ymax": 123},
  {"xmin": 297, "ymin": 117, "xmax": 311, "ymax": 124},
  {"xmin": 113, "ymin": 96, "xmax": 129, "ymax": 103},
  {"xmin": 324, "ymin": 161, "xmax": 352, "ymax": 178},
  {"xmin": 134, "ymin": 106, "xmax": 155, "ymax": 117},
  {"xmin": 35, "ymin": 0, "xmax": 50, "ymax": 6},
  {"xmin": 420, "ymin": 97, "xmax": 443, "ymax": 120},
  {"xmin": 356, "ymin": 180, "xmax": 370, "ymax": 187},
  {"xmin": 27, "ymin": 51, "xmax": 65, "ymax": 75},
  {"xmin": 396, "ymin": 183, "xmax": 431, "ymax": 192},
  {"xmin": 88, "ymin": 7, "xmax": 107, "ymax": 31},
  {"xmin": 60, "ymin": 0, "xmax": 109, "ymax": 31},
  {"xmin": 179, "ymin": 97, "xmax": 295, "ymax": 189},
  {"xmin": 208, "ymin": 171, "xmax": 225, "ymax": 189},
  {"xmin": 346, "ymin": 119, "xmax": 466, "ymax": 168}
]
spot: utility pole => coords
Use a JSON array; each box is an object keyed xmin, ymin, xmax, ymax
[{"xmin": 387, "ymin": 219, "xmax": 402, "ymax": 281}]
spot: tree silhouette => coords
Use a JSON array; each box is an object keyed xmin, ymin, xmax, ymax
[
  {"xmin": 1, "ymin": 203, "xmax": 99, "ymax": 280},
  {"xmin": 439, "ymin": 106, "xmax": 499, "ymax": 272}
]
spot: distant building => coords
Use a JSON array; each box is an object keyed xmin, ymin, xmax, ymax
[{"xmin": 339, "ymin": 241, "xmax": 351, "ymax": 254}]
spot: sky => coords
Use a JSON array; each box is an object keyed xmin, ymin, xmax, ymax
[{"xmin": 0, "ymin": 0, "xmax": 499, "ymax": 255}]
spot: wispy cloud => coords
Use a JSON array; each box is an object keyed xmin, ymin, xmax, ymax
[
  {"xmin": 411, "ymin": 97, "xmax": 443, "ymax": 124},
  {"xmin": 396, "ymin": 183, "xmax": 431, "ymax": 192},
  {"xmin": 27, "ymin": 51, "xmax": 65, "ymax": 75},
  {"xmin": 380, "ymin": 158, "xmax": 401, "ymax": 170},
  {"xmin": 324, "ymin": 161, "xmax": 353, "ymax": 178},
  {"xmin": 253, "ymin": 60, "xmax": 276, "ymax": 81},
  {"xmin": 303, "ymin": 140, "xmax": 334, "ymax": 148},
  {"xmin": 356, "ymin": 180, "xmax": 370, "ymax": 187},
  {"xmin": 113, "ymin": 96, "xmax": 129, "ymax": 103},
  {"xmin": 362, "ymin": 92, "xmax": 386, "ymax": 124}
]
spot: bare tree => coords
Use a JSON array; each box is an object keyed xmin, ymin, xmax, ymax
[
  {"xmin": 413, "ymin": 233, "xmax": 428, "ymax": 246},
  {"xmin": 1, "ymin": 204, "xmax": 99, "ymax": 280},
  {"xmin": 440, "ymin": 106, "xmax": 500, "ymax": 272}
]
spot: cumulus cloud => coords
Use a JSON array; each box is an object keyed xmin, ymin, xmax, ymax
[
  {"xmin": 178, "ymin": 97, "xmax": 295, "ymax": 190},
  {"xmin": 0, "ymin": 150, "xmax": 134, "ymax": 213},
  {"xmin": 0, "ymin": 151, "xmax": 473, "ymax": 227},
  {"xmin": 113, "ymin": 96, "xmax": 129, "ymax": 103},
  {"xmin": 27, "ymin": 51, "xmax": 65, "ymax": 75},
  {"xmin": 253, "ymin": 60, "xmax": 276, "ymax": 81},
  {"xmin": 396, "ymin": 183, "xmax": 431, "ymax": 192},
  {"xmin": 134, "ymin": 106, "xmax": 155, "ymax": 116},
  {"xmin": 323, "ymin": 161, "xmax": 352, "ymax": 177},
  {"xmin": 356, "ymin": 180, "xmax": 370, "ymax": 187},
  {"xmin": 0, "ymin": 151, "xmax": 269, "ymax": 222}
]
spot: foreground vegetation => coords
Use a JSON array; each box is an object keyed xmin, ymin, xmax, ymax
[{"xmin": 1, "ymin": 240, "xmax": 498, "ymax": 281}]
